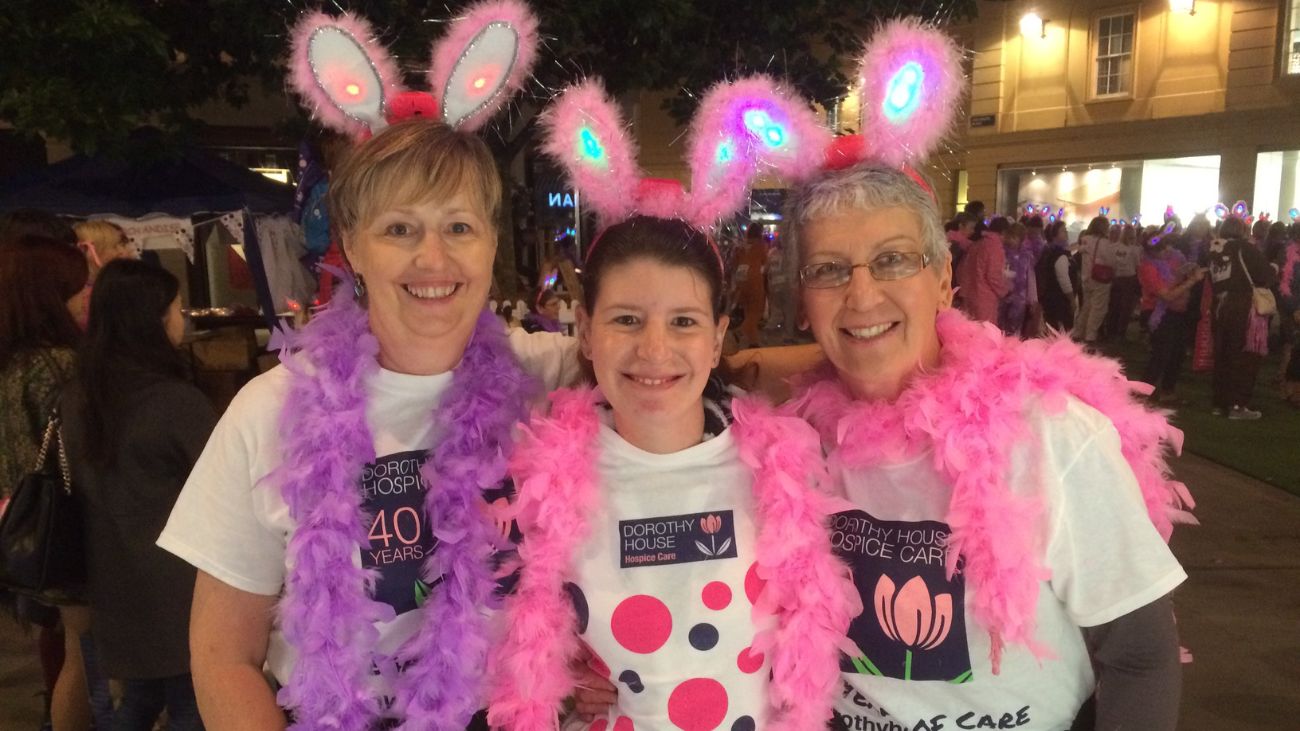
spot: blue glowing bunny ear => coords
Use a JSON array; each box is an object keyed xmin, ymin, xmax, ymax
[
  {"xmin": 683, "ymin": 75, "xmax": 830, "ymax": 229},
  {"xmin": 426, "ymin": 0, "xmax": 540, "ymax": 131},
  {"xmin": 538, "ymin": 79, "xmax": 641, "ymax": 225},
  {"xmin": 289, "ymin": 12, "xmax": 405, "ymax": 139},
  {"xmin": 858, "ymin": 17, "xmax": 965, "ymax": 167}
]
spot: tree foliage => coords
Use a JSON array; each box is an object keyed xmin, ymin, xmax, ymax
[{"xmin": 1, "ymin": 0, "xmax": 977, "ymax": 155}]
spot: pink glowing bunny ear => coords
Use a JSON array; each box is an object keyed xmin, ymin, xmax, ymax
[
  {"xmin": 858, "ymin": 17, "xmax": 965, "ymax": 167},
  {"xmin": 683, "ymin": 75, "xmax": 831, "ymax": 229},
  {"xmin": 539, "ymin": 79, "xmax": 641, "ymax": 225},
  {"xmin": 427, "ymin": 0, "xmax": 540, "ymax": 131},
  {"xmin": 289, "ymin": 12, "xmax": 405, "ymax": 138}
]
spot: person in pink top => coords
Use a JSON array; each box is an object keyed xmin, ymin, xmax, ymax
[{"xmin": 957, "ymin": 217, "xmax": 1010, "ymax": 323}]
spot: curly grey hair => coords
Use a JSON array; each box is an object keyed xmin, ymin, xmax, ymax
[{"xmin": 782, "ymin": 165, "xmax": 949, "ymax": 280}]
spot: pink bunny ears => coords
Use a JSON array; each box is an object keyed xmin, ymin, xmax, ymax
[
  {"xmin": 855, "ymin": 17, "xmax": 964, "ymax": 168},
  {"xmin": 288, "ymin": 0, "xmax": 539, "ymax": 138},
  {"xmin": 539, "ymin": 17, "xmax": 964, "ymax": 232},
  {"xmin": 540, "ymin": 75, "xmax": 829, "ymax": 232},
  {"xmin": 823, "ymin": 17, "xmax": 965, "ymax": 184}
]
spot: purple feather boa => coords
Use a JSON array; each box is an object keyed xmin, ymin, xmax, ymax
[{"xmin": 273, "ymin": 289, "xmax": 534, "ymax": 730}]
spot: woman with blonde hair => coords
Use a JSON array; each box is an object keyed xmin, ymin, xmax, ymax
[
  {"xmin": 72, "ymin": 220, "xmax": 134, "ymax": 279},
  {"xmin": 157, "ymin": 6, "xmax": 585, "ymax": 728}
]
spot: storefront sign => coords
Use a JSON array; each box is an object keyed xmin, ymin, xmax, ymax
[{"xmin": 970, "ymin": 114, "xmax": 996, "ymax": 128}]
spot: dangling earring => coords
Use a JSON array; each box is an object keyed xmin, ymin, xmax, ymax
[{"xmin": 353, "ymin": 274, "xmax": 367, "ymax": 300}]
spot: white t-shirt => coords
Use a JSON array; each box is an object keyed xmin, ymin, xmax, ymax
[
  {"xmin": 562, "ymin": 418, "xmax": 775, "ymax": 731},
  {"xmin": 829, "ymin": 398, "xmax": 1185, "ymax": 731},
  {"xmin": 157, "ymin": 327, "xmax": 578, "ymax": 703}
]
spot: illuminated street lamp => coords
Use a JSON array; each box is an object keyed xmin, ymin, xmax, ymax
[
  {"xmin": 1170, "ymin": 0, "xmax": 1196, "ymax": 15},
  {"xmin": 1020, "ymin": 12, "xmax": 1047, "ymax": 39}
]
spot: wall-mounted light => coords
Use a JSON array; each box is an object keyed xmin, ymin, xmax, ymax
[
  {"xmin": 1169, "ymin": 0, "xmax": 1196, "ymax": 15},
  {"xmin": 1020, "ymin": 12, "xmax": 1047, "ymax": 39}
]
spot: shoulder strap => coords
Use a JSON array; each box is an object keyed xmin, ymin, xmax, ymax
[
  {"xmin": 1236, "ymin": 245, "xmax": 1257, "ymax": 288},
  {"xmin": 33, "ymin": 409, "xmax": 72, "ymax": 493}
]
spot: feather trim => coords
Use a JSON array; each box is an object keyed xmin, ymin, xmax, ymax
[
  {"xmin": 392, "ymin": 309, "xmax": 538, "ymax": 728},
  {"xmin": 858, "ymin": 17, "xmax": 964, "ymax": 168},
  {"xmin": 682, "ymin": 75, "xmax": 831, "ymax": 230},
  {"xmin": 274, "ymin": 290, "xmax": 534, "ymax": 729},
  {"xmin": 488, "ymin": 389, "xmax": 857, "ymax": 729},
  {"xmin": 730, "ymin": 396, "xmax": 861, "ymax": 730},
  {"xmin": 486, "ymin": 388, "xmax": 603, "ymax": 730},
  {"xmin": 789, "ymin": 309, "xmax": 1194, "ymax": 673},
  {"xmin": 1280, "ymin": 243, "xmax": 1299, "ymax": 300},
  {"xmin": 538, "ymin": 80, "xmax": 641, "ymax": 227},
  {"xmin": 427, "ymin": 0, "xmax": 540, "ymax": 131},
  {"xmin": 288, "ymin": 11, "xmax": 403, "ymax": 138}
]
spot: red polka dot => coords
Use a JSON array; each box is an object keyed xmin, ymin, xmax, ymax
[
  {"xmin": 613, "ymin": 717, "xmax": 635, "ymax": 731},
  {"xmin": 736, "ymin": 646, "xmax": 765, "ymax": 674},
  {"xmin": 744, "ymin": 563, "xmax": 767, "ymax": 605},
  {"xmin": 701, "ymin": 581, "xmax": 732, "ymax": 610},
  {"xmin": 610, "ymin": 595, "xmax": 673, "ymax": 654},
  {"xmin": 667, "ymin": 677, "xmax": 728, "ymax": 731},
  {"xmin": 589, "ymin": 721, "xmax": 607, "ymax": 731}
]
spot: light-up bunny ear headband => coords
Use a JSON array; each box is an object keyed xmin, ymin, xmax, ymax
[
  {"xmin": 822, "ymin": 17, "xmax": 966, "ymax": 194},
  {"xmin": 538, "ymin": 74, "xmax": 830, "ymax": 269},
  {"xmin": 288, "ymin": 0, "xmax": 540, "ymax": 138}
]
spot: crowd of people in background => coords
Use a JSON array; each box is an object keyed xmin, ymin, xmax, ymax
[
  {"xmin": 1, "ymin": 211, "xmax": 211, "ymax": 731},
  {"xmin": 945, "ymin": 201, "xmax": 1299, "ymax": 418}
]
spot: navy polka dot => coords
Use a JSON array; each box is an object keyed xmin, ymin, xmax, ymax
[
  {"xmin": 688, "ymin": 623, "xmax": 719, "ymax": 651},
  {"xmin": 563, "ymin": 583, "xmax": 589, "ymax": 634},
  {"xmin": 731, "ymin": 717, "xmax": 755, "ymax": 731},
  {"xmin": 618, "ymin": 669, "xmax": 644, "ymax": 694}
]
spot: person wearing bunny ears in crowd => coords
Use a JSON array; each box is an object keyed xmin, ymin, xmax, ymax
[
  {"xmin": 1206, "ymin": 216, "xmax": 1276, "ymax": 420},
  {"xmin": 487, "ymin": 76, "xmax": 858, "ymax": 731},
  {"xmin": 156, "ymin": 4, "xmax": 585, "ymax": 729},
  {"xmin": 780, "ymin": 18, "xmax": 1192, "ymax": 731}
]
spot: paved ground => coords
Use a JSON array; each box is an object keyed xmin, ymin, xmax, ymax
[
  {"xmin": 1170, "ymin": 453, "xmax": 1300, "ymax": 728},
  {"xmin": 0, "ymin": 452, "xmax": 1295, "ymax": 729}
]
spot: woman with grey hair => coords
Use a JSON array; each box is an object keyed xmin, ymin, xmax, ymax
[{"xmin": 783, "ymin": 163, "xmax": 1192, "ymax": 731}]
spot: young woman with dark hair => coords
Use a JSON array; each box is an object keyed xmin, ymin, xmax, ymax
[
  {"xmin": 490, "ymin": 216, "xmax": 855, "ymax": 730},
  {"xmin": 0, "ymin": 234, "xmax": 91, "ymax": 731},
  {"xmin": 61, "ymin": 259, "xmax": 216, "ymax": 731}
]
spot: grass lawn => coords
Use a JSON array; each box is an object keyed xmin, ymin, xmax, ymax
[{"xmin": 1098, "ymin": 336, "xmax": 1300, "ymax": 497}]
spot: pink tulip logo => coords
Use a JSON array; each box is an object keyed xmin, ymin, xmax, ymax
[
  {"xmin": 874, "ymin": 575, "xmax": 953, "ymax": 680},
  {"xmin": 695, "ymin": 514, "xmax": 730, "ymax": 556}
]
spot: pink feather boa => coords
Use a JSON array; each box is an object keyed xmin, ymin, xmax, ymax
[
  {"xmin": 788, "ymin": 309, "xmax": 1196, "ymax": 673},
  {"xmin": 486, "ymin": 388, "xmax": 860, "ymax": 730},
  {"xmin": 1280, "ymin": 242, "xmax": 1300, "ymax": 300}
]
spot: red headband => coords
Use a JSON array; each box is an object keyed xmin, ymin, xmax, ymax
[{"xmin": 822, "ymin": 134, "xmax": 936, "ymax": 200}]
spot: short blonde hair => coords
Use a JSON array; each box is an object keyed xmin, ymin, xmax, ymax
[
  {"xmin": 73, "ymin": 220, "xmax": 126, "ymax": 250},
  {"xmin": 327, "ymin": 119, "xmax": 502, "ymax": 241}
]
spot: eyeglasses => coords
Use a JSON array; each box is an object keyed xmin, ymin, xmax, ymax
[{"xmin": 799, "ymin": 251, "xmax": 931, "ymax": 289}]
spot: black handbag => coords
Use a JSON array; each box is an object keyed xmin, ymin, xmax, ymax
[{"xmin": 0, "ymin": 410, "xmax": 86, "ymax": 604}]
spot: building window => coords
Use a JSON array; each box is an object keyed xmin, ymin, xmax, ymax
[
  {"xmin": 1286, "ymin": 1, "xmax": 1300, "ymax": 75},
  {"xmin": 1093, "ymin": 12, "xmax": 1135, "ymax": 97}
]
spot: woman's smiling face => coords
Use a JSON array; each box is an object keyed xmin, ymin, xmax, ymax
[
  {"xmin": 579, "ymin": 257, "xmax": 727, "ymax": 452},
  {"xmin": 800, "ymin": 205, "xmax": 952, "ymax": 401},
  {"xmin": 345, "ymin": 191, "xmax": 496, "ymax": 374}
]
